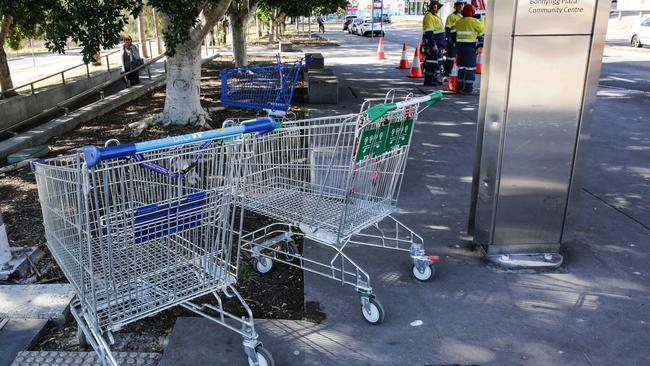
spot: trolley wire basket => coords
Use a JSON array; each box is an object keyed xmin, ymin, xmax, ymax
[
  {"xmin": 31, "ymin": 117, "xmax": 278, "ymax": 366},
  {"xmin": 220, "ymin": 56, "xmax": 310, "ymax": 116},
  {"xmin": 237, "ymin": 90, "xmax": 443, "ymax": 324}
]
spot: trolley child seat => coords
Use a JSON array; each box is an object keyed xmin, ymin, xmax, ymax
[
  {"xmin": 31, "ymin": 117, "xmax": 278, "ymax": 366},
  {"xmin": 220, "ymin": 56, "xmax": 311, "ymax": 117},
  {"xmin": 238, "ymin": 90, "xmax": 443, "ymax": 324}
]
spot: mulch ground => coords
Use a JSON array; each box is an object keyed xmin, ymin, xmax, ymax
[{"xmin": 0, "ymin": 54, "xmax": 321, "ymax": 353}]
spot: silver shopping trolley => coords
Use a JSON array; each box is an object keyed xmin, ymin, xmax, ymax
[
  {"xmin": 31, "ymin": 118, "xmax": 278, "ymax": 366},
  {"xmin": 238, "ymin": 90, "xmax": 443, "ymax": 324}
]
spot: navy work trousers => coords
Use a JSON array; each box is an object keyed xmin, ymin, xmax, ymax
[{"xmin": 457, "ymin": 42, "xmax": 477, "ymax": 93}]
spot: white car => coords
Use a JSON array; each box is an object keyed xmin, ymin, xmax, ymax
[
  {"xmin": 358, "ymin": 17, "xmax": 385, "ymax": 37},
  {"xmin": 630, "ymin": 16, "xmax": 650, "ymax": 48},
  {"xmin": 348, "ymin": 18, "xmax": 364, "ymax": 34}
]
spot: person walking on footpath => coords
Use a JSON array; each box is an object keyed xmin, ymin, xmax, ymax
[
  {"xmin": 121, "ymin": 35, "xmax": 143, "ymax": 87},
  {"xmin": 452, "ymin": 4, "xmax": 484, "ymax": 94},
  {"xmin": 444, "ymin": 1, "xmax": 464, "ymax": 79},
  {"xmin": 421, "ymin": 1, "xmax": 445, "ymax": 86},
  {"xmin": 317, "ymin": 14, "xmax": 325, "ymax": 34}
]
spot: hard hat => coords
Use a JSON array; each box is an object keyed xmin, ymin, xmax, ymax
[
  {"xmin": 462, "ymin": 3, "xmax": 475, "ymax": 17},
  {"xmin": 429, "ymin": 1, "xmax": 442, "ymax": 9}
]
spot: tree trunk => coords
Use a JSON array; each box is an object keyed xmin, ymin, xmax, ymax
[
  {"xmin": 137, "ymin": 15, "xmax": 149, "ymax": 58},
  {"xmin": 153, "ymin": 10, "xmax": 163, "ymax": 55},
  {"xmin": 230, "ymin": 13, "xmax": 248, "ymax": 67},
  {"xmin": 0, "ymin": 15, "xmax": 17, "ymax": 98},
  {"xmin": 160, "ymin": 45, "xmax": 209, "ymax": 126},
  {"xmin": 228, "ymin": 1, "xmax": 257, "ymax": 66},
  {"xmin": 157, "ymin": 1, "xmax": 231, "ymax": 126}
]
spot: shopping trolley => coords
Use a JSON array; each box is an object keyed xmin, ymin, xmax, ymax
[
  {"xmin": 220, "ymin": 56, "xmax": 310, "ymax": 116},
  {"xmin": 238, "ymin": 90, "xmax": 443, "ymax": 324},
  {"xmin": 31, "ymin": 118, "xmax": 278, "ymax": 366}
]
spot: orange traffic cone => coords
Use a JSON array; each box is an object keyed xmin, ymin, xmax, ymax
[
  {"xmin": 377, "ymin": 37, "xmax": 385, "ymax": 60},
  {"xmin": 476, "ymin": 47, "xmax": 483, "ymax": 74},
  {"xmin": 447, "ymin": 56, "xmax": 458, "ymax": 92},
  {"xmin": 407, "ymin": 47, "xmax": 423, "ymax": 78},
  {"xmin": 418, "ymin": 39, "xmax": 424, "ymax": 62},
  {"xmin": 397, "ymin": 42, "xmax": 409, "ymax": 69}
]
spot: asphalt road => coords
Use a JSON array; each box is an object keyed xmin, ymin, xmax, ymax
[{"xmin": 336, "ymin": 23, "xmax": 650, "ymax": 93}]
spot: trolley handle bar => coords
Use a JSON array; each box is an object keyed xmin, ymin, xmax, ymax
[
  {"xmin": 367, "ymin": 91, "xmax": 443, "ymax": 122},
  {"xmin": 82, "ymin": 117, "xmax": 277, "ymax": 168}
]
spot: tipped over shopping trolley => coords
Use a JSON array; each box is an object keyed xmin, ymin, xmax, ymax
[
  {"xmin": 32, "ymin": 118, "xmax": 278, "ymax": 366},
  {"xmin": 238, "ymin": 90, "xmax": 443, "ymax": 324},
  {"xmin": 220, "ymin": 56, "xmax": 310, "ymax": 117}
]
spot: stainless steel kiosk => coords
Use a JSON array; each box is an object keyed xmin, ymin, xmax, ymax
[{"xmin": 468, "ymin": 0, "xmax": 612, "ymax": 268}]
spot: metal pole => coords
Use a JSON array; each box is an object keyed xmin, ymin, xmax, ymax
[
  {"xmin": 0, "ymin": 211, "xmax": 11, "ymax": 265},
  {"xmin": 29, "ymin": 39, "xmax": 36, "ymax": 68},
  {"xmin": 381, "ymin": 0, "xmax": 384, "ymax": 37}
]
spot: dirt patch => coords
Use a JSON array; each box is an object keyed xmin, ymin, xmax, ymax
[
  {"xmin": 250, "ymin": 33, "xmax": 338, "ymax": 47},
  {"xmin": 0, "ymin": 56, "xmax": 312, "ymax": 353}
]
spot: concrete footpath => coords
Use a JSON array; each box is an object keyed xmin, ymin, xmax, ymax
[
  {"xmin": 296, "ymin": 32, "xmax": 649, "ymax": 366},
  {"xmin": 159, "ymin": 31, "xmax": 649, "ymax": 365}
]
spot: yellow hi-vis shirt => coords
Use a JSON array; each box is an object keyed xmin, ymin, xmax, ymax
[
  {"xmin": 453, "ymin": 16, "xmax": 485, "ymax": 43},
  {"xmin": 445, "ymin": 12, "xmax": 462, "ymax": 31},
  {"xmin": 423, "ymin": 12, "xmax": 445, "ymax": 34}
]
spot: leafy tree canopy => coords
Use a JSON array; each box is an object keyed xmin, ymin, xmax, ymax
[
  {"xmin": 42, "ymin": 0, "xmax": 142, "ymax": 63},
  {"xmin": 261, "ymin": 0, "xmax": 347, "ymax": 17},
  {"xmin": 4, "ymin": 0, "xmax": 228, "ymax": 64},
  {"xmin": 1, "ymin": 0, "xmax": 50, "ymax": 49}
]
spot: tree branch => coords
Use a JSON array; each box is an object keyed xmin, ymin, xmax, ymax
[{"xmin": 190, "ymin": 0, "xmax": 233, "ymax": 44}]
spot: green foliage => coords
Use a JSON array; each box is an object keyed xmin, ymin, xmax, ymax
[
  {"xmin": 261, "ymin": 0, "xmax": 347, "ymax": 17},
  {"xmin": 2, "ymin": 0, "xmax": 228, "ymax": 64},
  {"xmin": 148, "ymin": 0, "xmax": 203, "ymax": 55},
  {"xmin": 239, "ymin": 263, "xmax": 259, "ymax": 285},
  {"xmin": 43, "ymin": 0, "xmax": 143, "ymax": 63},
  {"xmin": 255, "ymin": 4, "xmax": 271, "ymax": 23},
  {"xmin": 1, "ymin": 0, "xmax": 50, "ymax": 50}
]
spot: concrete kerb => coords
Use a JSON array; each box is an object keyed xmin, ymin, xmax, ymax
[
  {"xmin": 0, "ymin": 284, "xmax": 76, "ymax": 325},
  {"xmin": 307, "ymin": 68, "xmax": 338, "ymax": 104},
  {"xmin": 0, "ymin": 53, "xmax": 220, "ymax": 161}
]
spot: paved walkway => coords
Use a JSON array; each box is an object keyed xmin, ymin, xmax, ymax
[
  {"xmin": 158, "ymin": 31, "xmax": 648, "ymax": 365},
  {"xmin": 291, "ymin": 31, "xmax": 649, "ymax": 366}
]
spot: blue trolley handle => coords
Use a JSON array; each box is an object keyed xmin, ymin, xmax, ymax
[
  {"xmin": 82, "ymin": 116, "xmax": 277, "ymax": 168},
  {"xmin": 132, "ymin": 139, "xmax": 214, "ymax": 178}
]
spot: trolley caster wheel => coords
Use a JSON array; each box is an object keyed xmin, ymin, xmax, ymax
[
  {"xmin": 247, "ymin": 346, "xmax": 275, "ymax": 366},
  {"xmin": 76, "ymin": 326, "xmax": 89, "ymax": 348},
  {"xmin": 252, "ymin": 256, "xmax": 273, "ymax": 274},
  {"xmin": 361, "ymin": 298, "xmax": 385, "ymax": 325},
  {"xmin": 283, "ymin": 240, "xmax": 298, "ymax": 262},
  {"xmin": 412, "ymin": 264, "xmax": 434, "ymax": 281}
]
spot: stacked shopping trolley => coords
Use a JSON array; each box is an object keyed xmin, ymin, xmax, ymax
[{"xmin": 31, "ymin": 89, "xmax": 442, "ymax": 366}]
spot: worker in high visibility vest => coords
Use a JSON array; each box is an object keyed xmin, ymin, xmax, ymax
[
  {"xmin": 421, "ymin": 1, "xmax": 445, "ymax": 86},
  {"xmin": 444, "ymin": 1, "xmax": 464, "ymax": 78},
  {"xmin": 452, "ymin": 4, "xmax": 484, "ymax": 94}
]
